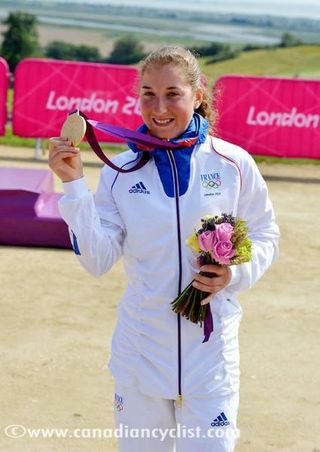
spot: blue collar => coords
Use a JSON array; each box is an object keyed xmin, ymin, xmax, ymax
[{"xmin": 129, "ymin": 114, "xmax": 208, "ymax": 197}]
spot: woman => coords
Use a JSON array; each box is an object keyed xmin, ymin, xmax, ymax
[{"xmin": 49, "ymin": 46, "xmax": 279, "ymax": 451}]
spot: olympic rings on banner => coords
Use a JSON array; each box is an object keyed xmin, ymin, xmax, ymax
[{"xmin": 202, "ymin": 179, "xmax": 221, "ymax": 189}]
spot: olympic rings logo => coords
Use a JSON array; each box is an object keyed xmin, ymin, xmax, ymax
[{"xmin": 202, "ymin": 179, "xmax": 221, "ymax": 189}]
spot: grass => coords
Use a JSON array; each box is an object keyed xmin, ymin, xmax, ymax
[
  {"xmin": 0, "ymin": 126, "xmax": 38, "ymax": 149},
  {"xmin": 253, "ymin": 155, "xmax": 320, "ymax": 165},
  {"xmin": 199, "ymin": 45, "xmax": 320, "ymax": 84}
]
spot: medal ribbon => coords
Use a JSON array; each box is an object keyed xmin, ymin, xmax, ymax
[{"xmin": 77, "ymin": 111, "xmax": 198, "ymax": 173}]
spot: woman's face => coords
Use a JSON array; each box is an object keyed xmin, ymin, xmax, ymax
[{"xmin": 139, "ymin": 63, "xmax": 203, "ymax": 140}]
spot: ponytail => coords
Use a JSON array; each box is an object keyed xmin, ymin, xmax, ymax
[{"xmin": 195, "ymin": 89, "xmax": 215, "ymax": 134}]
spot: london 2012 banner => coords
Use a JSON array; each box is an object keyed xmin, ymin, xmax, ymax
[
  {"xmin": 12, "ymin": 58, "xmax": 142, "ymax": 142},
  {"xmin": 214, "ymin": 75, "xmax": 320, "ymax": 159},
  {"xmin": 0, "ymin": 57, "xmax": 9, "ymax": 136}
]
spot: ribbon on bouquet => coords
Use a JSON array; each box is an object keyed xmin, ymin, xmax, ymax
[
  {"xmin": 200, "ymin": 255, "xmax": 215, "ymax": 343},
  {"xmin": 203, "ymin": 306, "xmax": 213, "ymax": 343}
]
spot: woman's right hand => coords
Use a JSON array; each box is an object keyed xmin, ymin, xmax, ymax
[{"xmin": 48, "ymin": 137, "xmax": 84, "ymax": 183}]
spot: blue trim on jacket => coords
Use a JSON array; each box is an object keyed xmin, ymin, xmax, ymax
[{"xmin": 71, "ymin": 230, "xmax": 81, "ymax": 255}]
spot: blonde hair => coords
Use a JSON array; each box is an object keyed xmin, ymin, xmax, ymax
[{"xmin": 139, "ymin": 46, "xmax": 215, "ymax": 132}]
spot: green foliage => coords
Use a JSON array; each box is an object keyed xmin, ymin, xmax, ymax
[
  {"xmin": 1, "ymin": 11, "xmax": 41, "ymax": 71},
  {"xmin": 207, "ymin": 47, "xmax": 240, "ymax": 64},
  {"xmin": 232, "ymin": 239, "xmax": 252, "ymax": 265},
  {"xmin": 279, "ymin": 32, "xmax": 302, "ymax": 48},
  {"xmin": 44, "ymin": 41, "xmax": 102, "ymax": 62},
  {"xmin": 74, "ymin": 44, "xmax": 102, "ymax": 62},
  {"xmin": 106, "ymin": 35, "xmax": 146, "ymax": 65},
  {"xmin": 240, "ymin": 33, "xmax": 302, "ymax": 53},
  {"xmin": 44, "ymin": 41, "xmax": 75, "ymax": 60},
  {"xmin": 193, "ymin": 42, "xmax": 227, "ymax": 57},
  {"xmin": 192, "ymin": 42, "xmax": 240, "ymax": 64},
  {"xmin": 231, "ymin": 219, "xmax": 252, "ymax": 265},
  {"xmin": 0, "ymin": 125, "xmax": 38, "ymax": 148},
  {"xmin": 242, "ymin": 43, "xmax": 270, "ymax": 52}
]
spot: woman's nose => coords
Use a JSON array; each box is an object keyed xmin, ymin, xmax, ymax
[{"xmin": 153, "ymin": 97, "xmax": 168, "ymax": 114}]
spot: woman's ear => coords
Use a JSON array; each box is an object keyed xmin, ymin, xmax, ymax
[{"xmin": 194, "ymin": 88, "xmax": 204, "ymax": 109}]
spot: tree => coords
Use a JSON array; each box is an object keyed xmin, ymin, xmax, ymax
[
  {"xmin": 106, "ymin": 35, "xmax": 146, "ymax": 65},
  {"xmin": 45, "ymin": 41, "xmax": 77, "ymax": 60},
  {"xmin": 193, "ymin": 42, "xmax": 227, "ymax": 57},
  {"xmin": 73, "ymin": 44, "xmax": 102, "ymax": 62},
  {"xmin": 207, "ymin": 46, "xmax": 240, "ymax": 64},
  {"xmin": 1, "ymin": 11, "xmax": 41, "ymax": 71},
  {"xmin": 279, "ymin": 32, "xmax": 302, "ymax": 48},
  {"xmin": 45, "ymin": 41, "xmax": 102, "ymax": 62},
  {"xmin": 192, "ymin": 42, "xmax": 240, "ymax": 63}
]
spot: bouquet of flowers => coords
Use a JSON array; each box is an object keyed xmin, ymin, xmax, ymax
[{"xmin": 171, "ymin": 213, "xmax": 252, "ymax": 342}]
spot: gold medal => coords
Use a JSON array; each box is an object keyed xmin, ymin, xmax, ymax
[{"xmin": 60, "ymin": 110, "xmax": 86, "ymax": 146}]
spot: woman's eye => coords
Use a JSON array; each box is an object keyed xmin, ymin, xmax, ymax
[
  {"xmin": 167, "ymin": 92, "xmax": 178, "ymax": 97},
  {"xmin": 143, "ymin": 91, "xmax": 154, "ymax": 97}
]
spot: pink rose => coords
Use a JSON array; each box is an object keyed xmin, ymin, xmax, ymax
[
  {"xmin": 211, "ymin": 240, "xmax": 235, "ymax": 265},
  {"xmin": 198, "ymin": 230, "xmax": 218, "ymax": 252},
  {"xmin": 215, "ymin": 223, "xmax": 234, "ymax": 241}
]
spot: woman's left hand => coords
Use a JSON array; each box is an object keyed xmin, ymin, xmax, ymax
[{"xmin": 192, "ymin": 262, "xmax": 232, "ymax": 305}]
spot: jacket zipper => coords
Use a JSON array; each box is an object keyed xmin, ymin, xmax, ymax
[{"xmin": 167, "ymin": 150, "xmax": 183, "ymax": 407}]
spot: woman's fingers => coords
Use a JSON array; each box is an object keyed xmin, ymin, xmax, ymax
[
  {"xmin": 200, "ymin": 295, "xmax": 214, "ymax": 306},
  {"xmin": 48, "ymin": 146, "xmax": 80, "ymax": 167},
  {"xmin": 48, "ymin": 136, "xmax": 83, "ymax": 182},
  {"xmin": 49, "ymin": 150, "xmax": 80, "ymax": 167},
  {"xmin": 49, "ymin": 138, "xmax": 75, "ymax": 154},
  {"xmin": 192, "ymin": 274, "xmax": 221, "ymax": 296},
  {"xmin": 192, "ymin": 263, "xmax": 232, "ymax": 303},
  {"xmin": 193, "ymin": 266, "xmax": 224, "ymax": 287},
  {"xmin": 49, "ymin": 148, "xmax": 79, "ymax": 158},
  {"xmin": 49, "ymin": 136, "xmax": 70, "ymax": 150},
  {"xmin": 193, "ymin": 274, "xmax": 219, "ymax": 287},
  {"xmin": 199, "ymin": 264, "xmax": 225, "ymax": 274}
]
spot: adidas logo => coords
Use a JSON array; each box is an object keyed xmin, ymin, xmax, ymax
[
  {"xmin": 211, "ymin": 412, "xmax": 230, "ymax": 427},
  {"xmin": 129, "ymin": 181, "xmax": 150, "ymax": 194}
]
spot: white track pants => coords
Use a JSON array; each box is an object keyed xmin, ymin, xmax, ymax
[{"xmin": 113, "ymin": 378, "xmax": 239, "ymax": 452}]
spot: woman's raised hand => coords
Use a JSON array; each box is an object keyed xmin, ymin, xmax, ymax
[{"xmin": 48, "ymin": 137, "xmax": 83, "ymax": 183}]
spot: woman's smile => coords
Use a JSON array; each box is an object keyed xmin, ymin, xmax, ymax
[{"xmin": 152, "ymin": 118, "xmax": 174, "ymax": 126}]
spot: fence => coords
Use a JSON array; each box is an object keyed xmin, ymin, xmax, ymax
[{"xmin": 0, "ymin": 57, "xmax": 319, "ymax": 158}]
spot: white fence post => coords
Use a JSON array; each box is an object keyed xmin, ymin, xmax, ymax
[{"xmin": 34, "ymin": 138, "xmax": 42, "ymax": 160}]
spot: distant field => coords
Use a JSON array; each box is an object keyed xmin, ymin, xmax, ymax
[{"xmin": 200, "ymin": 45, "xmax": 320, "ymax": 83}]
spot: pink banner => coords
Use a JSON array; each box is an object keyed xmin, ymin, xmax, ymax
[
  {"xmin": 13, "ymin": 58, "xmax": 142, "ymax": 142},
  {"xmin": 214, "ymin": 75, "xmax": 320, "ymax": 159},
  {"xmin": 0, "ymin": 57, "xmax": 9, "ymax": 136}
]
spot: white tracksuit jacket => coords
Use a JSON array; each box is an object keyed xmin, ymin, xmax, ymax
[{"xmin": 59, "ymin": 135, "xmax": 279, "ymax": 401}]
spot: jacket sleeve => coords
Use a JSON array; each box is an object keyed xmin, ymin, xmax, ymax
[
  {"xmin": 58, "ymin": 166, "xmax": 125, "ymax": 277},
  {"xmin": 227, "ymin": 152, "xmax": 280, "ymax": 293}
]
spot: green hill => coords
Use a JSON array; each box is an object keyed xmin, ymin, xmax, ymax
[{"xmin": 200, "ymin": 45, "xmax": 320, "ymax": 85}]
